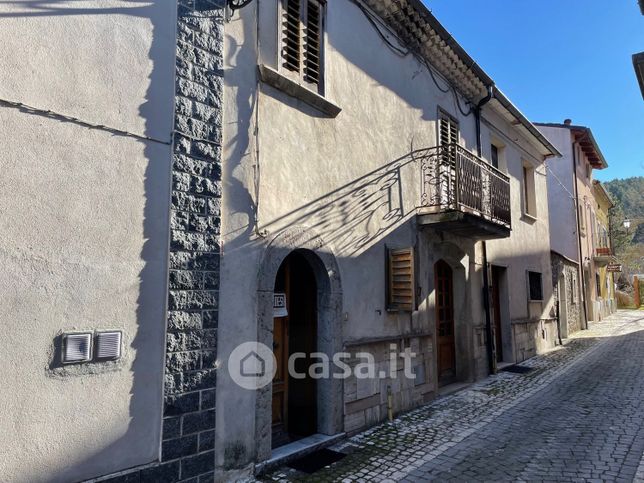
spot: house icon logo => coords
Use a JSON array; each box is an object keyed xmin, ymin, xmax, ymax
[
  {"xmin": 240, "ymin": 351, "xmax": 265, "ymax": 378},
  {"xmin": 228, "ymin": 341, "xmax": 276, "ymax": 390}
]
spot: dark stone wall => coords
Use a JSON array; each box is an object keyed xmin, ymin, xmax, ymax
[
  {"xmin": 551, "ymin": 253, "xmax": 583, "ymax": 337},
  {"xmin": 95, "ymin": 1, "xmax": 224, "ymax": 482}
]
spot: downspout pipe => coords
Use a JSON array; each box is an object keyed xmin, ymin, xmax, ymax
[
  {"xmin": 572, "ymin": 141, "xmax": 590, "ymax": 330},
  {"xmin": 475, "ymin": 84, "xmax": 497, "ymax": 374}
]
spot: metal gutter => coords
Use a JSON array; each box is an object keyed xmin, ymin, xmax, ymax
[{"xmin": 492, "ymin": 89, "xmax": 561, "ymax": 157}]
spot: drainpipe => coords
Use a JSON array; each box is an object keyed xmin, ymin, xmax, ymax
[
  {"xmin": 572, "ymin": 141, "xmax": 589, "ymax": 330},
  {"xmin": 475, "ymin": 85, "xmax": 496, "ymax": 375}
]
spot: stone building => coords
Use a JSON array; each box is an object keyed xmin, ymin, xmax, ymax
[{"xmin": 0, "ymin": 1, "xmax": 562, "ymax": 482}]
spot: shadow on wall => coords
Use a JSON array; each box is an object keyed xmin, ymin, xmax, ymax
[{"xmin": 0, "ymin": 2, "xmax": 174, "ymax": 482}]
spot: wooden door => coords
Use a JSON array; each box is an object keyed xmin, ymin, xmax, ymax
[
  {"xmin": 491, "ymin": 267, "xmax": 503, "ymax": 363},
  {"xmin": 435, "ymin": 260, "xmax": 455, "ymax": 385},
  {"xmin": 272, "ymin": 259, "xmax": 290, "ymax": 448}
]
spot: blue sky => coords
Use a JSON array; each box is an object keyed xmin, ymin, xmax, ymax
[{"xmin": 426, "ymin": 0, "xmax": 644, "ymax": 182}]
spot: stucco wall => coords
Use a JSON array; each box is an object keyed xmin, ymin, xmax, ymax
[
  {"xmin": 538, "ymin": 126, "xmax": 579, "ymax": 263},
  {"xmin": 482, "ymin": 111, "xmax": 556, "ymax": 355},
  {"xmin": 218, "ymin": 0, "xmax": 487, "ymax": 471},
  {"xmin": 0, "ymin": 2, "xmax": 176, "ymax": 481},
  {"xmin": 219, "ymin": 0, "xmax": 554, "ymax": 472}
]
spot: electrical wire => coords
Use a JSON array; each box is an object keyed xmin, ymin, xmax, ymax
[
  {"xmin": 350, "ymin": 0, "xmax": 472, "ymax": 116},
  {"xmin": 0, "ymin": 97, "xmax": 171, "ymax": 145}
]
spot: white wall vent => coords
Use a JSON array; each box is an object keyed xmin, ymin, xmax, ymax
[
  {"xmin": 95, "ymin": 331, "xmax": 122, "ymax": 360},
  {"xmin": 62, "ymin": 333, "xmax": 92, "ymax": 364}
]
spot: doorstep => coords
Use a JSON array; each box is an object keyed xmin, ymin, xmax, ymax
[
  {"xmin": 254, "ymin": 432, "xmax": 346, "ymax": 476},
  {"xmin": 437, "ymin": 381, "xmax": 472, "ymax": 397}
]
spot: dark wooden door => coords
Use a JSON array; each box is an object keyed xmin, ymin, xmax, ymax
[
  {"xmin": 491, "ymin": 267, "xmax": 503, "ymax": 363},
  {"xmin": 435, "ymin": 260, "xmax": 455, "ymax": 385},
  {"xmin": 271, "ymin": 252, "xmax": 318, "ymax": 448},
  {"xmin": 272, "ymin": 259, "xmax": 290, "ymax": 448}
]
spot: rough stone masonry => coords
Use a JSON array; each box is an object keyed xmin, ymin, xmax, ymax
[{"xmin": 98, "ymin": 1, "xmax": 224, "ymax": 482}]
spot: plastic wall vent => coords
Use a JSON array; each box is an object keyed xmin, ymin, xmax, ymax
[
  {"xmin": 96, "ymin": 331, "xmax": 122, "ymax": 360},
  {"xmin": 62, "ymin": 333, "xmax": 92, "ymax": 364}
]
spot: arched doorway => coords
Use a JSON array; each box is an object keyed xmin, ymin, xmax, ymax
[
  {"xmin": 254, "ymin": 227, "xmax": 344, "ymax": 462},
  {"xmin": 435, "ymin": 259, "xmax": 456, "ymax": 386},
  {"xmin": 272, "ymin": 251, "xmax": 318, "ymax": 448}
]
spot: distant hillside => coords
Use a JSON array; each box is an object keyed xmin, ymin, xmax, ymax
[
  {"xmin": 604, "ymin": 176, "xmax": 644, "ymax": 278},
  {"xmin": 604, "ymin": 176, "xmax": 644, "ymax": 221}
]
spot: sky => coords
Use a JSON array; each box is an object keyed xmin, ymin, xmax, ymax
[{"xmin": 426, "ymin": 0, "xmax": 644, "ymax": 182}]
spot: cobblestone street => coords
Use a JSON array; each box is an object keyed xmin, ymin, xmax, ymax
[{"xmin": 264, "ymin": 310, "xmax": 644, "ymax": 482}]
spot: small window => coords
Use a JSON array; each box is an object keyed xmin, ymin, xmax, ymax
[
  {"xmin": 571, "ymin": 272, "xmax": 578, "ymax": 304},
  {"xmin": 386, "ymin": 247, "xmax": 415, "ymax": 312},
  {"xmin": 522, "ymin": 163, "xmax": 537, "ymax": 218},
  {"xmin": 490, "ymin": 144, "xmax": 499, "ymax": 169},
  {"xmin": 528, "ymin": 271, "xmax": 543, "ymax": 301},
  {"xmin": 596, "ymin": 273, "xmax": 601, "ymax": 297},
  {"xmin": 280, "ymin": 0, "xmax": 325, "ymax": 90}
]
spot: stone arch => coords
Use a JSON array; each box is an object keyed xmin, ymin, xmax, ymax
[{"xmin": 254, "ymin": 227, "xmax": 343, "ymax": 462}]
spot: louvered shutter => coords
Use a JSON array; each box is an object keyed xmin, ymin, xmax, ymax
[
  {"xmin": 304, "ymin": 0, "xmax": 322, "ymax": 85},
  {"xmin": 387, "ymin": 248, "xmax": 415, "ymax": 312},
  {"xmin": 282, "ymin": 0, "xmax": 302, "ymax": 73}
]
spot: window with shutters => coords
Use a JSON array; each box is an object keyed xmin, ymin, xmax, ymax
[
  {"xmin": 280, "ymin": 0, "xmax": 325, "ymax": 91},
  {"xmin": 386, "ymin": 247, "xmax": 415, "ymax": 312},
  {"xmin": 438, "ymin": 109, "xmax": 459, "ymax": 149},
  {"xmin": 527, "ymin": 271, "xmax": 543, "ymax": 301}
]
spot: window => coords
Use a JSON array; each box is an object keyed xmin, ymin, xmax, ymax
[
  {"xmin": 386, "ymin": 247, "xmax": 415, "ymax": 312},
  {"xmin": 596, "ymin": 273, "xmax": 601, "ymax": 297},
  {"xmin": 527, "ymin": 271, "xmax": 543, "ymax": 301},
  {"xmin": 578, "ymin": 201, "xmax": 586, "ymax": 235},
  {"xmin": 571, "ymin": 272, "xmax": 578, "ymax": 304},
  {"xmin": 490, "ymin": 144, "xmax": 499, "ymax": 169},
  {"xmin": 281, "ymin": 0, "xmax": 324, "ymax": 90},
  {"xmin": 438, "ymin": 110, "xmax": 459, "ymax": 147},
  {"xmin": 522, "ymin": 162, "xmax": 537, "ymax": 218}
]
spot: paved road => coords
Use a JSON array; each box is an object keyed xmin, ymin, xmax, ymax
[
  {"xmin": 408, "ymin": 312, "xmax": 644, "ymax": 482},
  {"xmin": 265, "ymin": 311, "xmax": 644, "ymax": 482}
]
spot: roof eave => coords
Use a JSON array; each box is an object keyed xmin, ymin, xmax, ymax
[
  {"xmin": 491, "ymin": 89, "xmax": 561, "ymax": 157},
  {"xmin": 362, "ymin": 0, "xmax": 560, "ymax": 158},
  {"xmin": 633, "ymin": 52, "xmax": 644, "ymax": 101}
]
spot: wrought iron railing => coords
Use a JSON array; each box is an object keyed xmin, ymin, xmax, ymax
[{"xmin": 419, "ymin": 144, "xmax": 511, "ymax": 228}]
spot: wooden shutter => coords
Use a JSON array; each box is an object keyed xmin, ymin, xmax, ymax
[
  {"xmin": 282, "ymin": 0, "xmax": 302, "ymax": 73},
  {"xmin": 304, "ymin": 0, "xmax": 322, "ymax": 85},
  {"xmin": 387, "ymin": 248, "xmax": 415, "ymax": 311}
]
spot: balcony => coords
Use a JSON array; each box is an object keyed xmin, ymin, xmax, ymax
[
  {"xmin": 416, "ymin": 144, "xmax": 511, "ymax": 240},
  {"xmin": 594, "ymin": 247, "xmax": 616, "ymax": 266}
]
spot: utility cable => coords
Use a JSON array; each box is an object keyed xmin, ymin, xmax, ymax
[{"xmin": 0, "ymin": 97, "xmax": 171, "ymax": 145}]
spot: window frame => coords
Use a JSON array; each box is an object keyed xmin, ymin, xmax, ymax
[
  {"xmin": 278, "ymin": 0, "xmax": 326, "ymax": 94},
  {"xmin": 385, "ymin": 246, "xmax": 416, "ymax": 312},
  {"xmin": 527, "ymin": 270, "xmax": 544, "ymax": 302},
  {"xmin": 437, "ymin": 107, "xmax": 460, "ymax": 147},
  {"xmin": 521, "ymin": 161, "xmax": 537, "ymax": 219}
]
